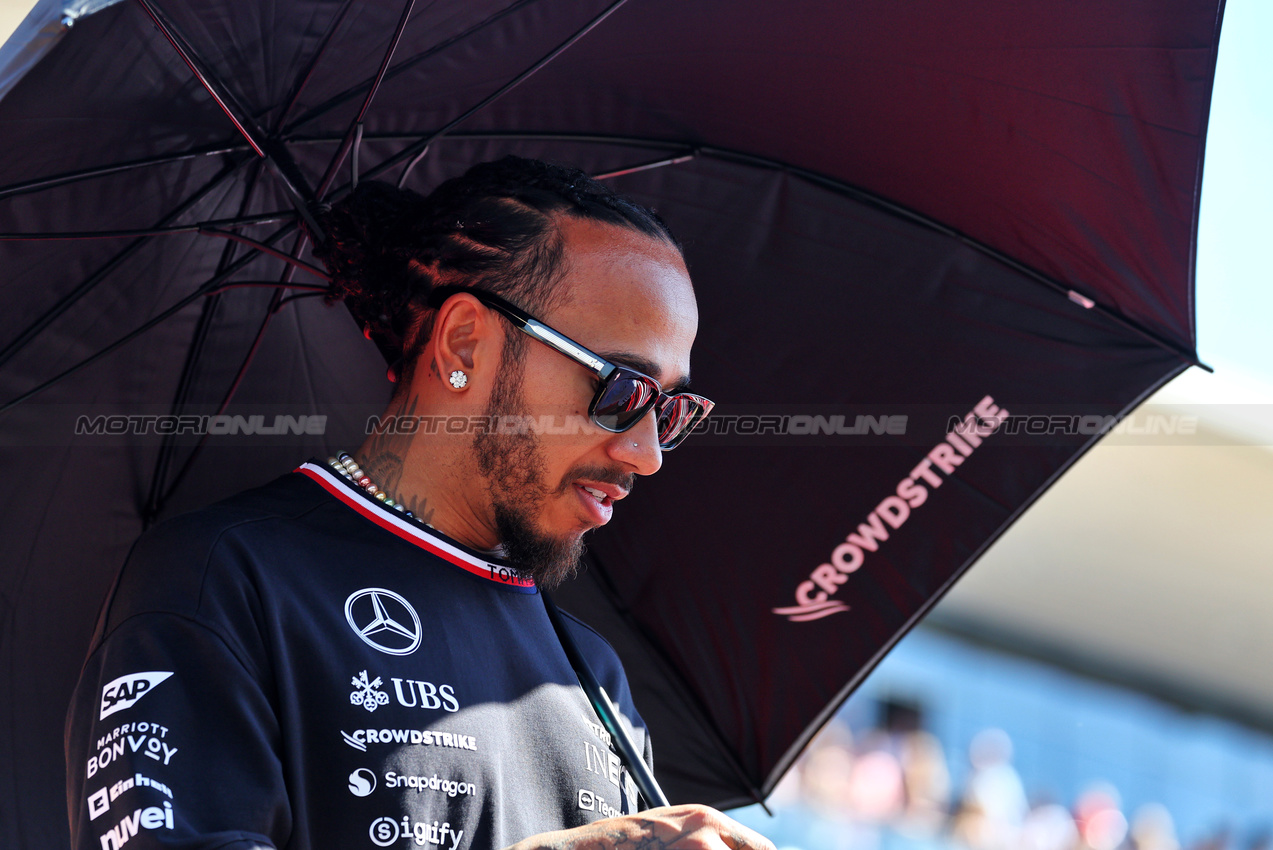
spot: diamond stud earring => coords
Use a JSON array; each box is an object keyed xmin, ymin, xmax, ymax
[{"xmin": 449, "ymin": 370, "xmax": 468, "ymax": 389}]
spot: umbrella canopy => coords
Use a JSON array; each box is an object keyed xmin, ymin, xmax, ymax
[{"xmin": 0, "ymin": 0, "xmax": 1223, "ymax": 846}]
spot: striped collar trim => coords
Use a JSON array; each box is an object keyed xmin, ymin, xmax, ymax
[{"xmin": 297, "ymin": 461, "xmax": 537, "ymax": 593}]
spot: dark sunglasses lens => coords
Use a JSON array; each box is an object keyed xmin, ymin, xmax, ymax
[
  {"xmin": 592, "ymin": 373, "xmax": 658, "ymax": 431},
  {"xmin": 656, "ymin": 395, "xmax": 711, "ymax": 449}
]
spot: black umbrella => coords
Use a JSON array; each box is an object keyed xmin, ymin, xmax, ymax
[{"xmin": 0, "ymin": 1, "xmax": 1222, "ymax": 846}]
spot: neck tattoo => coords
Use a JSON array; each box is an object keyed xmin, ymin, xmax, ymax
[{"xmin": 328, "ymin": 452, "xmax": 429, "ymax": 526}]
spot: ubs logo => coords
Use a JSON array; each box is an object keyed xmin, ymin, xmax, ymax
[{"xmin": 344, "ymin": 588, "xmax": 422, "ymax": 656}]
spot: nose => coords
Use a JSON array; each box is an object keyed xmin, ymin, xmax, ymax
[{"xmin": 606, "ymin": 411, "xmax": 662, "ymax": 475}]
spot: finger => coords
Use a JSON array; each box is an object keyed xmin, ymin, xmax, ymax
[{"xmin": 717, "ymin": 821, "xmax": 775, "ymax": 850}]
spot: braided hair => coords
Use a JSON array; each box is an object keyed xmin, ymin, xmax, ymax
[{"xmin": 314, "ymin": 155, "xmax": 680, "ymax": 387}]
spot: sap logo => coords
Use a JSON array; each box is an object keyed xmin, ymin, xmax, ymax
[
  {"xmin": 348, "ymin": 768, "xmax": 376, "ymax": 797},
  {"xmin": 97, "ymin": 801, "xmax": 174, "ymax": 850},
  {"xmin": 100, "ymin": 673, "xmax": 173, "ymax": 720}
]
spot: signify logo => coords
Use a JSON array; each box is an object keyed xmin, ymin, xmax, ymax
[{"xmin": 368, "ymin": 816, "xmax": 464, "ymax": 849}]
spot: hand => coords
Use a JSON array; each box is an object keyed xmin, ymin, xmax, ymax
[{"xmin": 506, "ymin": 804, "xmax": 776, "ymax": 850}]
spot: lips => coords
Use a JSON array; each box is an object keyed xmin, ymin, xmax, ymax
[{"xmin": 572, "ymin": 479, "xmax": 627, "ymax": 526}]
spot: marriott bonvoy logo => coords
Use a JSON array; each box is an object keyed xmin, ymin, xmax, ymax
[{"xmin": 774, "ymin": 396, "xmax": 1009, "ymax": 623}]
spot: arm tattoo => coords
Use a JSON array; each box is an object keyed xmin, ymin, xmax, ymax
[{"xmin": 601, "ymin": 822, "xmax": 674, "ymax": 850}]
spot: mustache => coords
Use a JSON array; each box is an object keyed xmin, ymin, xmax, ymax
[{"xmin": 555, "ymin": 464, "xmax": 636, "ymax": 495}]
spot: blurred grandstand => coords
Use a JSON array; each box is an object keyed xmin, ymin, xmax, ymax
[{"xmin": 730, "ymin": 625, "xmax": 1272, "ymax": 850}]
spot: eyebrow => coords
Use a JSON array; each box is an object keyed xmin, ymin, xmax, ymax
[{"xmin": 600, "ymin": 350, "xmax": 691, "ymax": 393}]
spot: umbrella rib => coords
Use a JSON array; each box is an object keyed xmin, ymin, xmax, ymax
[
  {"xmin": 273, "ymin": 0, "xmax": 358, "ymax": 132},
  {"xmin": 579, "ymin": 557, "xmax": 769, "ymax": 807},
  {"xmin": 0, "ymin": 222, "xmax": 301, "ymax": 414},
  {"xmin": 315, "ymin": 0, "xmax": 421, "ymax": 199},
  {"xmin": 690, "ymin": 143, "xmax": 1213, "ymax": 371},
  {"xmin": 144, "ymin": 162, "xmax": 269, "ymax": 525},
  {"xmin": 0, "ymin": 143, "xmax": 251, "ymax": 201},
  {"xmin": 0, "ymin": 156, "xmax": 249, "ymax": 371},
  {"xmin": 199, "ymin": 229, "xmax": 330, "ymax": 281},
  {"xmin": 151, "ymin": 290, "xmax": 284, "ymax": 518},
  {"xmin": 203, "ymin": 280, "xmax": 329, "ymax": 295},
  {"xmin": 136, "ymin": 0, "xmax": 324, "ymax": 238},
  {"xmin": 291, "ymin": 131, "xmax": 690, "ymax": 151},
  {"xmin": 0, "ymin": 211, "xmax": 298, "ymax": 241},
  {"xmin": 0, "ymin": 287, "xmax": 211, "ymax": 416},
  {"xmin": 134, "ymin": 0, "xmax": 266, "ymax": 158},
  {"xmin": 153, "ymin": 231, "xmax": 312, "ymax": 517},
  {"xmin": 366, "ymin": 0, "xmax": 633, "ymax": 189},
  {"xmin": 275, "ymin": 291, "xmax": 327, "ymax": 307},
  {"xmin": 280, "ymin": 0, "xmax": 540, "ymax": 135},
  {"xmin": 593, "ymin": 153, "xmax": 698, "ymax": 181}
]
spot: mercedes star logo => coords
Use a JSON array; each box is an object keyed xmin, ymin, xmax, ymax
[{"xmin": 344, "ymin": 588, "xmax": 422, "ymax": 656}]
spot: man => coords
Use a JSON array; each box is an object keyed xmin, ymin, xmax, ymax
[{"xmin": 65, "ymin": 157, "xmax": 773, "ymax": 850}]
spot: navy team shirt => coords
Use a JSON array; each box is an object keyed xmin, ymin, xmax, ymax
[{"xmin": 65, "ymin": 461, "xmax": 649, "ymax": 850}]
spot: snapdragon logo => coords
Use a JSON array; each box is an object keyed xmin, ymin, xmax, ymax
[
  {"xmin": 348, "ymin": 768, "xmax": 376, "ymax": 797},
  {"xmin": 384, "ymin": 772, "xmax": 476, "ymax": 797}
]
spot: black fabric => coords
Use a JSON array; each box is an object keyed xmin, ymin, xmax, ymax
[{"xmin": 65, "ymin": 469, "xmax": 648, "ymax": 850}]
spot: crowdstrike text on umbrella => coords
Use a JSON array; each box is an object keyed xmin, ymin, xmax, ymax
[{"xmin": 773, "ymin": 395, "xmax": 1010, "ymax": 623}]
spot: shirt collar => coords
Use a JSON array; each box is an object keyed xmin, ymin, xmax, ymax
[{"xmin": 297, "ymin": 460, "xmax": 537, "ymax": 593}]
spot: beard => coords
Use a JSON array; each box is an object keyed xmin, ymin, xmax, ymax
[{"xmin": 472, "ymin": 344, "xmax": 584, "ymax": 590}]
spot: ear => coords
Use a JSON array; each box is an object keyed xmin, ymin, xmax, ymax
[{"xmin": 430, "ymin": 293, "xmax": 499, "ymax": 390}]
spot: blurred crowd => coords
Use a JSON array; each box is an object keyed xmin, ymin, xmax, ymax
[{"xmin": 749, "ymin": 701, "xmax": 1265, "ymax": 850}]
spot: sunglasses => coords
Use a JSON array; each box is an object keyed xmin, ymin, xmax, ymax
[{"xmin": 427, "ymin": 286, "xmax": 715, "ymax": 449}]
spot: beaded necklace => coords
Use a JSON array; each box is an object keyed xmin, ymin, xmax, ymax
[{"xmin": 326, "ymin": 452, "xmax": 420, "ymax": 521}]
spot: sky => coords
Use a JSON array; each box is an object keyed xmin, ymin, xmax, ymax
[{"xmin": 1187, "ymin": 0, "xmax": 1273, "ymax": 398}]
